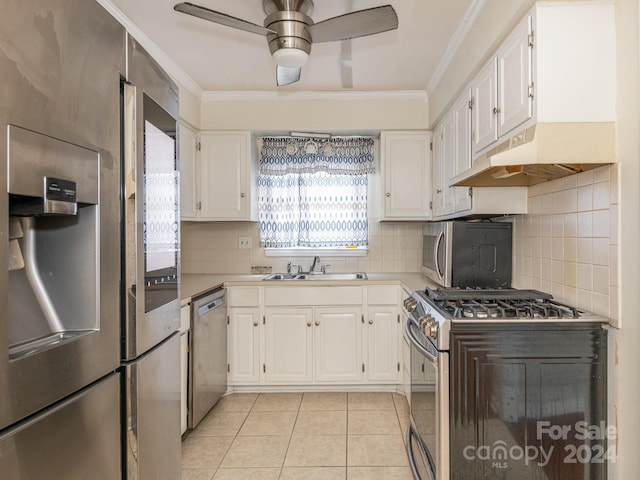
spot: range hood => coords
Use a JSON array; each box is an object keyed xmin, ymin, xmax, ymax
[{"xmin": 450, "ymin": 122, "xmax": 617, "ymax": 187}]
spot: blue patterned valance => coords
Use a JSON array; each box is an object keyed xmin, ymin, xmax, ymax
[{"xmin": 259, "ymin": 136, "xmax": 375, "ymax": 176}]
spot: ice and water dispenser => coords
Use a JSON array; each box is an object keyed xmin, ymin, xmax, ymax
[{"xmin": 7, "ymin": 126, "xmax": 100, "ymax": 358}]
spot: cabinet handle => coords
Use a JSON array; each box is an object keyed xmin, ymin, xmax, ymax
[
  {"xmin": 315, "ymin": 321, "xmax": 320, "ymax": 326},
  {"xmin": 253, "ymin": 321, "xmax": 258, "ymax": 327},
  {"xmin": 436, "ymin": 189, "xmax": 442, "ymax": 194},
  {"xmin": 385, "ymin": 192, "xmax": 391, "ymax": 197},
  {"xmin": 240, "ymin": 193, "xmax": 246, "ymax": 198},
  {"xmin": 307, "ymin": 321, "xmax": 312, "ymax": 327},
  {"xmin": 492, "ymin": 107, "xmax": 501, "ymax": 114},
  {"xmin": 368, "ymin": 319, "xmax": 374, "ymax": 325}
]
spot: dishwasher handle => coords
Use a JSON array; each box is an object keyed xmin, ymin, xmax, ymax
[{"xmin": 197, "ymin": 297, "xmax": 225, "ymax": 316}]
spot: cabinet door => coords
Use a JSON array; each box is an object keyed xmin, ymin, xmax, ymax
[
  {"xmin": 179, "ymin": 122, "xmax": 198, "ymax": 219},
  {"xmin": 432, "ymin": 120, "xmax": 455, "ymax": 218},
  {"xmin": 498, "ymin": 16, "xmax": 533, "ymax": 137},
  {"xmin": 451, "ymin": 92, "xmax": 472, "ymax": 213},
  {"xmin": 381, "ymin": 131, "xmax": 431, "ymax": 220},
  {"xmin": 228, "ymin": 307, "xmax": 260, "ymax": 383},
  {"xmin": 199, "ymin": 132, "xmax": 251, "ymax": 220},
  {"xmin": 314, "ymin": 307, "xmax": 363, "ymax": 383},
  {"xmin": 471, "ymin": 58, "xmax": 498, "ymax": 155},
  {"xmin": 366, "ymin": 306, "xmax": 400, "ymax": 382},
  {"xmin": 264, "ymin": 308, "xmax": 313, "ymax": 382}
]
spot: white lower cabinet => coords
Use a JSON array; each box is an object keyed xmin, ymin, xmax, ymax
[
  {"xmin": 314, "ymin": 307, "xmax": 363, "ymax": 383},
  {"xmin": 366, "ymin": 306, "xmax": 399, "ymax": 382},
  {"xmin": 228, "ymin": 307, "xmax": 260, "ymax": 384},
  {"xmin": 264, "ymin": 306, "xmax": 363, "ymax": 383},
  {"xmin": 227, "ymin": 284, "xmax": 401, "ymax": 387},
  {"xmin": 264, "ymin": 308, "xmax": 313, "ymax": 383}
]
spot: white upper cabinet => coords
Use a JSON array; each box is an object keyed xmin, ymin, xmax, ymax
[
  {"xmin": 180, "ymin": 131, "xmax": 257, "ymax": 221},
  {"xmin": 471, "ymin": 58, "xmax": 499, "ymax": 154},
  {"xmin": 432, "ymin": 115, "xmax": 455, "ymax": 217},
  {"xmin": 497, "ymin": 17, "xmax": 533, "ymax": 138},
  {"xmin": 452, "ymin": 92, "xmax": 473, "ymax": 213},
  {"xmin": 178, "ymin": 122, "xmax": 198, "ymax": 220},
  {"xmin": 471, "ymin": 16, "xmax": 533, "ymax": 157},
  {"xmin": 433, "ymin": 89, "xmax": 528, "ymax": 220},
  {"xmin": 380, "ymin": 131, "xmax": 432, "ymax": 220}
]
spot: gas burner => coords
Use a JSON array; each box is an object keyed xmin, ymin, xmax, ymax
[{"xmin": 426, "ymin": 288, "xmax": 581, "ymax": 320}]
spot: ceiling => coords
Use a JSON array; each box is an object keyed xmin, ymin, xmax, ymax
[{"xmin": 104, "ymin": 0, "xmax": 474, "ymax": 93}]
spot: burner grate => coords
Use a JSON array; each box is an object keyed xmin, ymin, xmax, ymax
[{"xmin": 442, "ymin": 298, "xmax": 580, "ymax": 320}]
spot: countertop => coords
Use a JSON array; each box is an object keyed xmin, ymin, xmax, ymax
[{"xmin": 180, "ymin": 272, "xmax": 436, "ymax": 305}]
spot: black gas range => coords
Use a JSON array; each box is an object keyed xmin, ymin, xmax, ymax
[
  {"xmin": 404, "ymin": 286, "xmax": 609, "ymax": 480},
  {"xmin": 404, "ymin": 287, "xmax": 608, "ymax": 351}
]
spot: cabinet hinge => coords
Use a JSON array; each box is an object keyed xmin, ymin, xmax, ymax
[
  {"xmin": 471, "ymin": 131, "xmax": 476, "ymax": 142},
  {"xmin": 421, "ymin": 363, "xmax": 425, "ymax": 373},
  {"xmin": 397, "ymin": 314, "xmax": 400, "ymax": 324},
  {"xmin": 227, "ymin": 364, "xmax": 230, "ymax": 373},
  {"xmin": 429, "ymin": 142, "xmax": 433, "ymax": 151},
  {"xmin": 398, "ymin": 362, "xmax": 400, "ymax": 372},
  {"xmin": 227, "ymin": 315, "xmax": 230, "ymax": 325},
  {"xmin": 361, "ymin": 314, "xmax": 365, "ymax": 324},
  {"xmin": 197, "ymin": 201, "xmax": 202, "ymax": 210},
  {"xmin": 362, "ymin": 364, "xmax": 365, "ymax": 373},
  {"xmin": 429, "ymin": 200, "xmax": 433, "ymax": 210},
  {"xmin": 263, "ymin": 316, "xmax": 266, "ymax": 325},
  {"xmin": 263, "ymin": 364, "xmax": 266, "ymax": 373},
  {"xmin": 528, "ymin": 31, "xmax": 534, "ymax": 47},
  {"xmin": 197, "ymin": 142, "xmax": 201, "ymax": 151},
  {"xmin": 468, "ymin": 187, "xmax": 473, "ymax": 198},
  {"xmin": 468, "ymin": 97, "xmax": 474, "ymax": 109},
  {"xmin": 528, "ymin": 82, "xmax": 535, "ymax": 99}
]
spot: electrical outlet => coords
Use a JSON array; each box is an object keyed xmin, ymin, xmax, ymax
[{"xmin": 239, "ymin": 236, "xmax": 251, "ymax": 249}]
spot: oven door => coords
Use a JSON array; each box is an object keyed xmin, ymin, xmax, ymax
[{"xmin": 405, "ymin": 317, "xmax": 449, "ymax": 480}]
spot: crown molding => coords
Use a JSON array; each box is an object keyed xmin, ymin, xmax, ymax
[
  {"xmin": 96, "ymin": 0, "xmax": 204, "ymax": 99},
  {"xmin": 426, "ymin": 0, "xmax": 486, "ymax": 95},
  {"xmin": 201, "ymin": 90, "xmax": 429, "ymax": 103}
]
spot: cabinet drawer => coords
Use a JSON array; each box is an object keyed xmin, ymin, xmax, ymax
[
  {"xmin": 367, "ymin": 285, "xmax": 399, "ymax": 305},
  {"xmin": 227, "ymin": 286, "xmax": 260, "ymax": 306},
  {"xmin": 264, "ymin": 286, "xmax": 363, "ymax": 306}
]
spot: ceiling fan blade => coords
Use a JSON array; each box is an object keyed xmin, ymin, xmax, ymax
[
  {"xmin": 276, "ymin": 65, "xmax": 301, "ymax": 86},
  {"xmin": 174, "ymin": 2, "xmax": 275, "ymax": 36},
  {"xmin": 308, "ymin": 5, "xmax": 398, "ymax": 43}
]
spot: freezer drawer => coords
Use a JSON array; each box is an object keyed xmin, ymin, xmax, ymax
[
  {"xmin": 0, "ymin": 373, "xmax": 120, "ymax": 480},
  {"xmin": 123, "ymin": 333, "xmax": 181, "ymax": 480}
]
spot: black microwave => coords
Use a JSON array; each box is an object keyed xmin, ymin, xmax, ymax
[{"xmin": 421, "ymin": 221, "xmax": 513, "ymax": 288}]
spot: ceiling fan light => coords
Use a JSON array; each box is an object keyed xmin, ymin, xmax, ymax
[{"xmin": 272, "ymin": 48, "xmax": 309, "ymax": 68}]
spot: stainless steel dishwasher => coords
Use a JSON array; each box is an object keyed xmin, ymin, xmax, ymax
[{"xmin": 188, "ymin": 287, "xmax": 227, "ymax": 429}]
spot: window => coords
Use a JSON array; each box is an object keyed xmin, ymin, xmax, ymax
[{"xmin": 258, "ymin": 136, "xmax": 375, "ymax": 249}]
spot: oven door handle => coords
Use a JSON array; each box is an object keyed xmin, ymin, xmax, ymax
[{"xmin": 405, "ymin": 317, "xmax": 438, "ymax": 363}]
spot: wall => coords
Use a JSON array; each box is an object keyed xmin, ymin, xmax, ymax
[
  {"xmin": 199, "ymin": 91, "xmax": 429, "ymax": 132},
  {"xmin": 511, "ymin": 165, "xmax": 618, "ymax": 323},
  {"xmin": 181, "ymin": 219, "xmax": 424, "ymax": 276}
]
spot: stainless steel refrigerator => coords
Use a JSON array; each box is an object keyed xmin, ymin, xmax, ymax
[
  {"xmin": 120, "ymin": 36, "xmax": 182, "ymax": 480},
  {"xmin": 0, "ymin": 0, "xmax": 125, "ymax": 477}
]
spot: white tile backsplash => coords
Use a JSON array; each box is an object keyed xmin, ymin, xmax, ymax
[
  {"xmin": 180, "ymin": 216, "xmax": 424, "ymax": 276},
  {"xmin": 512, "ymin": 165, "xmax": 619, "ymax": 323}
]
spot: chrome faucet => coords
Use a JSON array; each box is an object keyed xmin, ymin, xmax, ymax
[{"xmin": 310, "ymin": 256, "xmax": 320, "ymax": 273}]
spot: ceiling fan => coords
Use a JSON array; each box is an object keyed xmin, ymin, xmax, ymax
[{"xmin": 173, "ymin": 0, "xmax": 399, "ymax": 86}]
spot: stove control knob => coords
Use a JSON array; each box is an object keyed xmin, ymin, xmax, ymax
[
  {"xmin": 421, "ymin": 315, "xmax": 439, "ymax": 339},
  {"xmin": 403, "ymin": 297, "xmax": 417, "ymax": 313}
]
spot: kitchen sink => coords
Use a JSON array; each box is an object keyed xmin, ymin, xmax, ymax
[
  {"xmin": 262, "ymin": 272, "xmax": 368, "ymax": 281},
  {"xmin": 262, "ymin": 273, "xmax": 298, "ymax": 281}
]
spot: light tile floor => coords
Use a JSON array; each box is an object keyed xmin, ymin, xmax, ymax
[{"xmin": 182, "ymin": 392, "xmax": 414, "ymax": 480}]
